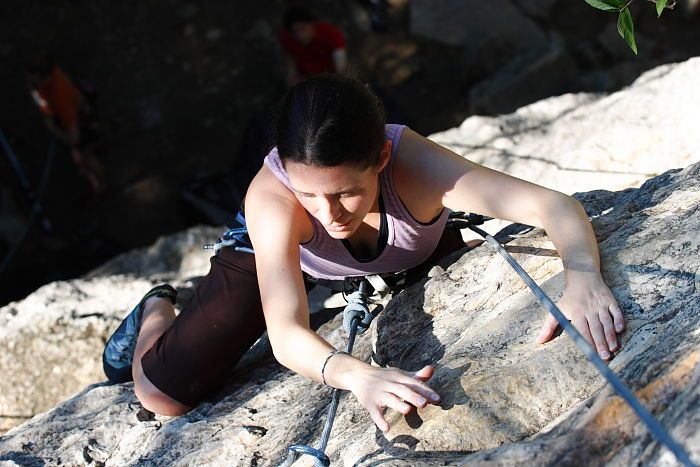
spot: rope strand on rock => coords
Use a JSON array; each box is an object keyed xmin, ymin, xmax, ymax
[
  {"xmin": 280, "ymin": 280, "xmax": 383, "ymax": 467},
  {"xmin": 466, "ymin": 220, "xmax": 696, "ymax": 467}
]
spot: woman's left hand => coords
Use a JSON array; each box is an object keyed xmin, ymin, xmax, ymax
[{"xmin": 536, "ymin": 272, "xmax": 625, "ymax": 360}]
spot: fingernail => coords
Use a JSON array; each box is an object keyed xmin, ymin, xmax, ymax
[
  {"xmin": 610, "ymin": 344, "xmax": 618, "ymax": 352},
  {"xmin": 430, "ymin": 393, "xmax": 440, "ymax": 401},
  {"xmin": 615, "ymin": 324, "xmax": 623, "ymax": 331},
  {"xmin": 601, "ymin": 351, "xmax": 610, "ymax": 359},
  {"xmin": 417, "ymin": 397, "xmax": 426, "ymax": 405}
]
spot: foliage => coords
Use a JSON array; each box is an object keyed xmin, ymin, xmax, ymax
[{"xmin": 584, "ymin": 0, "xmax": 674, "ymax": 55}]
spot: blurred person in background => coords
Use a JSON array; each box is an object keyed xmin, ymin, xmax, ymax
[
  {"xmin": 279, "ymin": 6, "xmax": 348, "ymax": 86},
  {"xmin": 25, "ymin": 53, "xmax": 106, "ymax": 195}
]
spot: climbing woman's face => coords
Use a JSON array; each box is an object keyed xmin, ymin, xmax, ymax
[{"xmin": 285, "ymin": 142, "xmax": 391, "ymax": 239}]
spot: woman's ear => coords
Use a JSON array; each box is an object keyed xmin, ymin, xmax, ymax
[{"xmin": 376, "ymin": 140, "xmax": 392, "ymax": 172}]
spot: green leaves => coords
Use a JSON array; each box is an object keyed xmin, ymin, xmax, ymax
[
  {"xmin": 656, "ymin": 0, "xmax": 668, "ymax": 17},
  {"xmin": 617, "ymin": 7, "xmax": 638, "ymax": 55},
  {"xmin": 585, "ymin": 0, "xmax": 673, "ymax": 55},
  {"xmin": 584, "ymin": 0, "xmax": 625, "ymax": 11}
]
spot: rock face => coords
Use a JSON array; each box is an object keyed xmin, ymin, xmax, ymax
[
  {"xmin": 1, "ymin": 58, "xmax": 699, "ymax": 466},
  {"xmin": 411, "ymin": 0, "xmax": 548, "ymax": 51},
  {"xmin": 411, "ymin": 0, "xmax": 548, "ymax": 75},
  {"xmin": 0, "ymin": 226, "xmax": 220, "ymax": 435},
  {"xmin": 468, "ymin": 39, "xmax": 579, "ymax": 115},
  {"xmin": 1, "ymin": 160, "xmax": 698, "ymax": 467},
  {"xmin": 432, "ymin": 57, "xmax": 700, "ymax": 198}
]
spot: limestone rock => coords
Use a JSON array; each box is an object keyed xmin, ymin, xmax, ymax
[
  {"xmin": 433, "ymin": 57, "xmax": 700, "ymax": 199},
  {"xmin": 411, "ymin": 0, "xmax": 548, "ymax": 74},
  {"xmin": 2, "ymin": 59, "xmax": 700, "ymax": 466},
  {"xmin": 1, "ymin": 160, "xmax": 698, "ymax": 467},
  {"xmin": 0, "ymin": 226, "xmax": 220, "ymax": 435},
  {"xmin": 469, "ymin": 39, "xmax": 578, "ymax": 115}
]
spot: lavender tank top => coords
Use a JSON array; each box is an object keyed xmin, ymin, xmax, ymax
[{"xmin": 263, "ymin": 124, "xmax": 448, "ymax": 280}]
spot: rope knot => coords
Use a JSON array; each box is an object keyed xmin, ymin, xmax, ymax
[{"xmin": 342, "ymin": 290, "xmax": 372, "ymax": 334}]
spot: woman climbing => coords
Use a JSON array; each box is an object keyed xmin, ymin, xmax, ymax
[{"xmin": 102, "ymin": 74, "xmax": 625, "ymax": 432}]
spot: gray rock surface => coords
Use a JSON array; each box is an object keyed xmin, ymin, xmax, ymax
[
  {"xmin": 432, "ymin": 57, "xmax": 700, "ymax": 206},
  {"xmin": 1, "ymin": 58, "xmax": 699, "ymax": 466},
  {"xmin": 410, "ymin": 0, "xmax": 548, "ymax": 74},
  {"xmin": 469, "ymin": 39, "xmax": 578, "ymax": 115},
  {"xmin": 1, "ymin": 160, "xmax": 698, "ymax": 467},
  {"xmin": 0, "ymin": 226, "xmax": 220, "ymax": 435}
]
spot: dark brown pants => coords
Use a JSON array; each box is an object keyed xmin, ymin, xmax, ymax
[{"xmin": 141, "ymin": 226, "xmax": 465, "ymax": 407}]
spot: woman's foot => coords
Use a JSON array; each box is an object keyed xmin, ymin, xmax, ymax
[{"xmin": 102, "ymin": 284, "xmax": 177, "ymax": 383}]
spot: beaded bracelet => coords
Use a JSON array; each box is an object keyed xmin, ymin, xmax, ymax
[{"xmin": 321, "ymin": 350, "xmax": 349, "ymax": 386}]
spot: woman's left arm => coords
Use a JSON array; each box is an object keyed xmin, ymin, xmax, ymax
[{"xmin": 395, "ymin": 129, "xmax": 625, "ymax": 360}]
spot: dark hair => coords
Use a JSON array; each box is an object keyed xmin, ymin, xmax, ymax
[
  {"xmin": 283, "ymin": 6, "xmax": 316, "ymax": 30},
  {"xmin": 25, "ymin": 52, "xmax": 55, "ymax": 76},
  {"xmin": 276, "ymin": 74, "xmax": 386, "ymax": 170}
]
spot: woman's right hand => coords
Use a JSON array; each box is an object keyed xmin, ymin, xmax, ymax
[{"xmin": 344, "ymin": 364, "xmax": 441, "ymax": 432}]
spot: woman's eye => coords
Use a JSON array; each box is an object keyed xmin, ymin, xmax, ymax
[{"xmin": 340, "ymin": 192, "xmax": 357, "ymax": 198}]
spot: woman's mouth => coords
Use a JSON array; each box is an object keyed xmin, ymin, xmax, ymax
[{"xmin": 327, "ymin": 220, "xmax": 351, "ymax": 232}]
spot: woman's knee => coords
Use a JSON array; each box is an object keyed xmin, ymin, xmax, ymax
[{"xmin": 134, "ymin": 373, "xmax": 192, "ymax": 417}]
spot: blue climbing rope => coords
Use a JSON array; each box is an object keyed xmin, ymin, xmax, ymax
[
  {"xmin": 221, "ymin": 210, "xmax": 694, "ymax": 466},
  {"xmin": 465, "ymin": 221, "xmax": 696, "ymax": 467},
  {"xmin": 280, "ymin": 280, "xmax": 383, "ymax": 467}
]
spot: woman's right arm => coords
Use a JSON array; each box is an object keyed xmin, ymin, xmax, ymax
[{"xmin": 245, "ymin": 168, "xmax": 440, "ymax": 431}]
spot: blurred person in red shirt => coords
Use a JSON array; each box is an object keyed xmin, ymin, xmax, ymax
[
  {"xmin": 26, "ymin": 54, "xmax": 105, "ymax": 195},
  {"xmin": 278, "ymin": 6, "xmax": 348, "ymax": 86}
]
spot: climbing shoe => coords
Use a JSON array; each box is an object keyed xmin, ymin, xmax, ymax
[{"xmin": 102, "ymin": 284, "xmax": 177, "ymax": 383}]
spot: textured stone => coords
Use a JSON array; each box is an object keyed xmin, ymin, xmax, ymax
[
  {"xmin": 432, "ymin": 57, "xmax": 700, "ymax": 202},
  {"xmin": 0, "ymin": 226, "xmax": 221, "ymax": 435},
  {"xmin": 410, "ymin": 0, "xmax": 548, "ymax": 75},
  {"xmin": 1, "ymin": 160, "xmax": 698, "ymax": 467},
  {"xmin": 469, "ymin": 39, "xmax": 578, "ymax": 115},
  {"xmin": 1, "ymin": 60, "xmax": 700, "ymax": 467}
]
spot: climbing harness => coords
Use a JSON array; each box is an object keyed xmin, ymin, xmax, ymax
[
  {"xmin": 0, "ymin": 133, "xmax": 56, "ymax": 277},
  {"xmin": 280, "ymin": 279, "xmax": 383, "ymax": 467},
  {"xmin": 203, "ymin": 211, "xmax": 255, "ymax": 254},
  {"xmin": 461, "ymin": 215, "xmax": 696, "ymax": 467}
]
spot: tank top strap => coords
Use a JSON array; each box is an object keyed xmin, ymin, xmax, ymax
[{"xmin": 263, "ymin": 147, "xmax": 294, "ymax": 190}]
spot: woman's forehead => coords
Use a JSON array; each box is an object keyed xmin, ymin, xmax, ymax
[{"xmin": 286, "ymin": 162, "xmax": 371, "ymax": 193}]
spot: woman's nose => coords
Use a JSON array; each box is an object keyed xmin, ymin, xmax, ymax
[{"xmin": 317, "ymin": 197, "xmax": 342, "ymax": 225}]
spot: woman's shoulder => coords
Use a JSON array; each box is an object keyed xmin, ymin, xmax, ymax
[
  {"xmin": 391, "ymin": 126, "xmax": 429, "ymax": 172},
  {"xmin": 390, "ymin": 127, "xmax": 449, "ymax": 222},
  {"xmin": 245, "ymin": 165, "xmax": 313, "ymax": 246}
]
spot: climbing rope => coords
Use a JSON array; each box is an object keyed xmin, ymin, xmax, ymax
[
  {"xmin": 463, "ymin": 218, "xmax": 696, "ymax": 467},
  {"xmin": 0, "ymin": 136, "xmax": 56, "ymax": 277},
  {"xmin": 215, "ymin": 210, "xmax": 694, "ymax": 466},
  {"xmin": 280, "ymin": 280, "xmax": 383, "ymax": 467}
]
